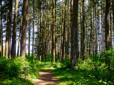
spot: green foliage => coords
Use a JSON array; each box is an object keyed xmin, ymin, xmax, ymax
[
  {"xmin": 0, "ymin": 78, "xmax": 32, "ymax": 85},
  {"xmin": 53, "ymin": 50, "xmax": 114, "ymax": 85},
  {"xmin": 0, "ymin": 57, "xmax": 30, "ymax": 79},
  {"xmin": 0, "ymin": 49, "xmax": 114, "ymax": 85},
  {"xmin": 101, "ymin": 47, "xmax": 114, "ymax": 70},
  {"xmin": 60, "ymin": 60, "xmax": 71, "ymax": 69}
]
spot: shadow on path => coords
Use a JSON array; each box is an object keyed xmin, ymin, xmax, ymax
[{"xmin": 34, "ymin": 70, "xmax": 58, "ymax": 85}]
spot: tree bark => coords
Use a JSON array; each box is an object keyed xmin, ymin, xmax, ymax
[
  {"xmin": 60, "ymin": 0, "xmax": 64, "ymax": 61},
  {"xmin": 89, "ymin": 8, "xmax": 93, "ymax": 55},
  {"xmin": 5, "ymin": 0, "xmax": 13, "ymax": 59},
  {"xmin": 0, "ymin": 0, "xmax": 2, "ymax": 57},
  {"xmin": 71, "ymin": 0, "xmax": 78, "ymax": 68},
  {"xmin": 55, "ymin": 0, "xmax": 57, "ymax": 61},
  {"xmin": 65, "ymin": 0, "xmax": 69, "ymax": 60},
  {"xmin": 94, "ymin": 2, "xmax": 97, "ymax": 54},
  {"xmin": 32, "ymin": 0, "xmax": 35, "ymax": 60},
  {"xmin": 20, "ymin": 0, "xmax": 28, "ymax": 57},
  {"xmin": 44, "ymin": 0, "xmax": 47, "ymax": 62},
  {"xmin": 28, "ymin": 22, "xmax": 31, "ymax": 56},
  {"xmin": 11, "ymin": 0, "xmax": 18, "ymax": 58},
  {"xmin": 105, "ymin": 0, "xmax": 111, "ymax": 68},
  {"xmin": 39, "ymin": 1, "xmax": 42, "ymax": 61},
  {"xmin": 52, "ymin": 0, "xmax": 56, "ymax": 62},
  {"xmin": 17, "ymin": 16, "xmax": 23, "ymax": 56}
]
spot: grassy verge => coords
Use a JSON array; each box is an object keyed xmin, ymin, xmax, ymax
[
  {"xmin": 52, "ymin": 57, "xmax": 114, "ymax": 85},
  {"xmin": 0, "ymin": 78, "xmax": 33, "ymax": 85}
]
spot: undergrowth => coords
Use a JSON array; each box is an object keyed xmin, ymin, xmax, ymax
[
  {"xmin": 0, "ymin": 55, "xmax": 61, "ymax": 85},
  {"xmin": 0, "ymin": 47, "xmax": 113, "ymax": 85},
  {"xmin": 53, "ymin": 48, "xmax": 114, "ymax": 85}
]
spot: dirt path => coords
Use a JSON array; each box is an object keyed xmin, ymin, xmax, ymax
[{"xmin": 34, "ymin": 70, "xmax": 58, "ymax": 85}]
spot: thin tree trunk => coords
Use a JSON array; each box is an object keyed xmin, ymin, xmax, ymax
[
  {"xmin": 0, "ymin": 0, "xmax": 2, "ymax": 57},
  {"xmin": 37, "ymin": 17, "xmax": 40, "ymax": 57},
  {"xmin": 81, "ymin": 1, "xmax": 83, "ymax": 58},
  {"xmin": 112, "ymin": 0, "xmax": 114, "ymax": 47},
  {"xmin": 32, "ymin": 0, "xmax": 35, "ymax": 60},
  {"xmin": 94, "ymin": 2, "xmax": 97, "ymax": 54},
  {"xmin": 82, "ymin": 0, "xmax": 85, "ymax": 62},
  {"xmin": 52, "ymin": 0, "xmax": 55, "ymax": 62},
  {"xmin": 67, "ymin": 0, "xmax": 70, "ymax": 59},
  {"xmin": 11, "ymin": 0, "xmax": 18, "ymax": 58},
  {"xmin": 1, "ymin": 14, "xmax": 3, "ymax": 57},
  {"xmin": 89, "ymin": 8, "xmax": 93, "ymax": 55},
  {"xmin": 39, "ymin": 1, "xmax": 42, "ymax": 61},
  {"xmin": 28, "ymin": 22, "xmax": 31, "ymax": 56},
  {"xmin": 44, "ymin": 0, "xmax": 47, "ymax": 62},
  {"xmin": 49, "ymin": 24, "xmax": 51, "ymax": 54},
  {"xmin": 55, "ymin": 0, "xmax": 57, "ymax": 62},
  {"xmin": 17, "ymin": 16, "xmax": 23, "ymax": 56}
]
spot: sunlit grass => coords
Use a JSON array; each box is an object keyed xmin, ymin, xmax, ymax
[{"xmin": 0, "ymin": 78, "xmax": 33, "ymax": 85}]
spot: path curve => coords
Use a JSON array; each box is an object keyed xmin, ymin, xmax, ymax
[{"xmin": 34, "ymin": 70, "xmax": 58, "ymax": 85}]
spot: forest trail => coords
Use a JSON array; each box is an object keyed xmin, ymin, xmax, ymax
[{"xmin": 34, "ymin": 70, "xmax": 58, "ymax": 85}]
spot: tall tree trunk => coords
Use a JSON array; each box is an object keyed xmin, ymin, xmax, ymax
[
  {"xmin": 32, "ymin": 0, "xmax": 35, "ymax": 60},
  {"xmin": 11, "ymin": 0, "xmax": 18, "ymax": 58},
  {"xmin": 39, "ymin": 1, "xmax": 42, "ymax": 61},
  {"xmin": 5, "ymin": 0, "xmax": 13, "ymax": 59},
  {"xmin": 89, "ymin": 8, "xmax": 93, "ymax": 55},
  {"xmin": 105, "ymin": 0, "xmax": 111, "ymax": 69},
  {"xmin": 0, "ymin": 0, "xmax": 2, "ymax": 57},
  {"xmin": 60, "ymin": 0, "xmax": 64, "ymax": 61},
  {"xmin": 80, "ymin": 1, "xmax": 83, "ymax": 58},
  {"xmin": 17, "ymin": 16, "xmax": 23, "ymax": 56},
  {"xmin": 49, "ymin": 24, "xmax": 51, "ymax": 54},
  {"xmin": 94, "ymin": 2, "xmax": 97, "ymax": 54},
  {"xmin": 28, "ymin": 22, "xmax": 31, "ymax": 56},
  {"xmin": 55, "ymin": 0, "xmax": 57, "ymax": 61},
  {"xmin": 82, "ymin": 0, "xmax": 85, "ymax": 62},
  {"xmin": 80, "ymin": 1, "xmax": 82, "ymax": 57},
  {"xmin": 37, "ymin": 17, "xmax": 40, "ymax": 57},
  {"xmin": 110, "ymin": 10, "xmax": 112, "ymax": 47},
  {"xmin": 20, "ymin": 0, "xmax": 28, "ymax": 57},
  {"xmin": 44, "ymin": 0, "xmax": 47, "ymax": 62},
  {"xmin": 67, "ymin": 0, "xmax": 70, "ymax": 59},
  {"xmin": 65, "ymin": 0, "xmax": 69, "ymax": 60},
  {"xmin": 1, "ymin": 15, "xmax": 3, "ymax": 57},
  {"xmin": 111, "ymin": 0, "xmax": 114, "ymax": 48},
  {"xmin": 52, "ymin": 0, "xmax": 55, "ymax": 62},
  {"xmin": 71, "ymin": 0, "xmax": 78, "ymax": 68}
]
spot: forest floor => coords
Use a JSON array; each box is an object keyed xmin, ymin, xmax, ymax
[{"xmin": 34, "ymin": 70, "xmax": 58, "ymax": 85}]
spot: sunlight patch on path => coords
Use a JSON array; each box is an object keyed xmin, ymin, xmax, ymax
[{"xmin": 34, "ymin": 70, "xmax": 58, "ymax": 85}]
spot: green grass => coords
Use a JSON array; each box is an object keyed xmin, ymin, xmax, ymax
[
  {"xmin": 52, "ymin": 54, "xmax": 114, "ymax": 85},
  {"xmin": 0, "ymin": 78, "xmax": 33, "ymax": 85},
  {"xmin": 53, "ymin": 68, "xmax": 113, "ymax": 85}
]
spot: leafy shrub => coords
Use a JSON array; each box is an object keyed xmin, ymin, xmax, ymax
[
  {"xmin": 0, "ymin": 57, "xmax": 30, "ymax": 79},
  {"xmin": 101, "ymin": 47, "xmax": 114, "ymax": 70},
  {"xmin": 0, "ymin": 57, "xmax": 10, "ymax": 79},
  {"xmin": 60, "ymin": 60, "xmax": 71, "ymax": 69}
]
